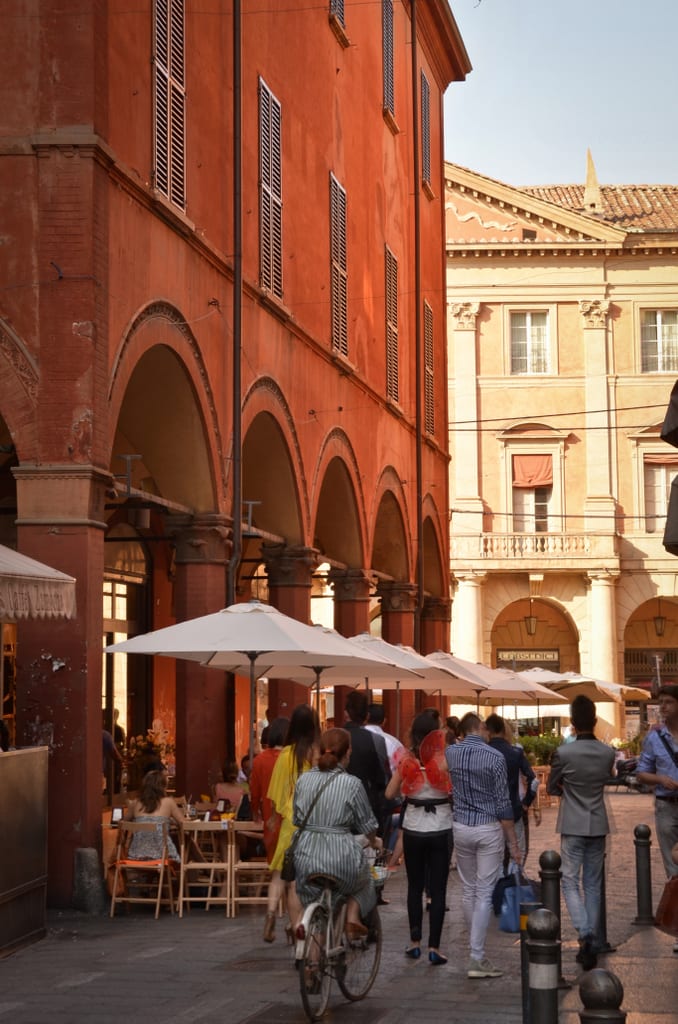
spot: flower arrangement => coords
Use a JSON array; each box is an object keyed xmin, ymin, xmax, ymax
[{"xmin": 127, "ymin": 723, "xmax": 175, "ymax": 773}]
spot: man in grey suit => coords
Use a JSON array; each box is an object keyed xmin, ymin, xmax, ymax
[{"xmin": 547, "ymin": 695, "xmax": 615, "ymax": 970}]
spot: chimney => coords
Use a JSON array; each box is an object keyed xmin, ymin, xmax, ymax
[{"xmin": 584, "ymin": 149, "xmax": 602, "ymax": 214}]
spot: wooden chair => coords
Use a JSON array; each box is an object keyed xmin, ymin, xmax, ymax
[
  {"xmin": 109, "ymin": 821, "xmax": 176, "ymax": 919},
  {"xmin": 178, "ymin": 820, "xmax": 232, "ymax": 917},
  {"xmin": 229, "ymin": 822, "xmax": 272, "ymax": 917}
]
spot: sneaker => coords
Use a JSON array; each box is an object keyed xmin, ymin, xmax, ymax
[{"xmin": 467, "ymin": 957, "xmax": 503, "ymax": 979}]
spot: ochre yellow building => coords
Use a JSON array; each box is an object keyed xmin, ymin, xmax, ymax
[{"xmin": 445, "ymin": 159, "xmax": 678, "ymax": 738}]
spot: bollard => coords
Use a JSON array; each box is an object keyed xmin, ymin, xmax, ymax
[
  {"xmin": 578, "ymin": 968, "xmax": 627, "ymax": 1023},
  {"xmin": 526, "ymin": 907, "xmax": 560, "ymax": 1024},
  {"xmin": 595, "ymin": 853, "xmax": 615, "ymax": 954},
  {"xmin": 520, "ymin": 900, "xmax": 543, "ymax": 1024},
  {"xmin": 539, "ymin": 849, "xmax": 570, "ymax": 988},
  {"xmin": 633, "ymin": 824, "xmax": 655, "ymax": 925}
]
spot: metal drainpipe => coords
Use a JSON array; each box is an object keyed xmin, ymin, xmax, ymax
[
  {"xmin": 225, "ymin": 1, "xmax": 242, "ymax": 757},
  {"xmin": 410, "ymin": 0, "xmax": 424, "ymax": 651},
  {"xmin": 227, "ymin": 0, "xmax": 242, "ymax": 608}
]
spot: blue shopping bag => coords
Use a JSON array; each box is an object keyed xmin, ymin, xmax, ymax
[{"xmin": 499, "ymin": 866, "xmax": 536, "ymax": 933}]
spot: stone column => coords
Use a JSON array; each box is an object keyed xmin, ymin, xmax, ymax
[
  {"xmin": 170, "ymin": 515, "xmax": 230, "ymax": 800},
  {"xmin": 261, "ymin": 543, "xmax": 320, "ymax": 717},
  {"xmin": 579, "ymin": 300, "xmax": 616, "ymax": 530},
  {"xmin": 451, "ymin": 572, "xmax": 486, "ymax": 663},
  {"xmin": 420, "ymin": 595, "xmax": 452, "ymax": 656},
  {"xmin": 377, "ymin": 581, "xmax": 419, "ymax": 737},
  {"xmin": 328, "ymin": 568, "xmax": 373, "ymax": 724},
  {"xmin": 13, "ymin": 462, "xmax": 110, "ymax": 907},
  {"xmin": 586, "ymin": 570, "xmax": 623, "ymax": 736},
  {"xmin": 449, "ymin": 301, "xmax": 484, "ymax": 534}
]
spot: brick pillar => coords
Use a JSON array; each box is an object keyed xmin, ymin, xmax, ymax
[
  {"xmin": 421, "ymin": 596, "xmax": 451, "ymax": 655},
  {"xmin": 328, "ymin": 568, "xmax": 373, "ymax": 722},
  {"xmin": 261, "ymin": 543, "xmax": 319, "ymax": 717},
  {"xmin": 170, "ymin": 515, "xmax": 229, "ymax": 800},
  {"xmin": 377, "ymin": 581, "xmax": 418, "ymax": 743},
  {"xmin": 13, "ymin": 463, "xmax": 109, "ymax": 907}
]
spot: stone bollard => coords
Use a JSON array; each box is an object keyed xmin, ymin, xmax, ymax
[
  {"xmin": 539, "ymin": 849, "xmax": 569, "ymax": 988},
  {"xmin": 72, "ymin": 847, "xmax": 107, "ymax": 914},
  {"xmin": 520, "ymin": 900, "xmax": 543, "ymax": 1024},
  {"xmin": 578, "ymin": 968, "xmax": 627, "ymax": 1022},
  {"xmin": 526, "ymin": 907, "xmax": 560, "ymax": 1024},
  {"xmin": 633, "ymin": 824, "xmax": 655, "ymax": 925}
]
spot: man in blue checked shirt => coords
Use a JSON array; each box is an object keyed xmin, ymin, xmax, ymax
[
  {"xmin": 446, "ymin": 712, "xmax": 522, "ymax": 979},
  {"xmin": 637, "ymin": 685, "xmax": 678, "ymax": 881}
]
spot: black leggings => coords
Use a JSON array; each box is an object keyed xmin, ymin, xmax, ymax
[{"xmin": 403, "ymin": 828, "xmax": 450, "ymax": 949}]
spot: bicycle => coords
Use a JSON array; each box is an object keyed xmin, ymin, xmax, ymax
[{"xmin": 294, "ymin": 856, "xmax": 386, "ymax": 1021}]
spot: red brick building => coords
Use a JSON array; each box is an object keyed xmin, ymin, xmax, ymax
[{"xmin": 0, "ymin": 1, "xmax": 469, "ymax": 903}]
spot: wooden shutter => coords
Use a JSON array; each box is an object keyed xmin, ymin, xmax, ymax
[
  {"xmin": 153, "ymin": 0, "xmax": 185, "ymax": 209},
  {"xmin": 330, "ymin": 174, "xmax": 348, "ymax": 356},
  {"xmin": 382, "ymin": 0, "xmax": 394, "ymax": 116},
  {"xmin": 385, "ymin": 247, "xmax": 398, "ymax": 402},
  {"xmin": 259, "ymin": 78, "xmax": 283, "ymax": 299},
  {"xmin": 421, "ymin": 71, "xmax": 431, "ymax": 185},
  {"xmin": 424, "ymin": 301, "xmax": 434, "ymax": 434},
  {"xmin": 330, "ymin": 0, "xmax": 345, "ymax": 26}
]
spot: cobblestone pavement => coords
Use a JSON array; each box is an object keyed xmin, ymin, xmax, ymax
[{"xmin": 1, "ymin": 793, "xmax": 675, "ymax": 1023}]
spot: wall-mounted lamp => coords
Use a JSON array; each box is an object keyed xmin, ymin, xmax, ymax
[
  {"xmin": 524, "ymin": 598, "xmax": 537, "ymax": 637},
  {"xmin": 654, "ymin": 597, "xmax": 666, "ymax": 638}
]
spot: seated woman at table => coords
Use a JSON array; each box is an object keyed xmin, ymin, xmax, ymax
[
  {"xmin": 125, "ymin": 769, "xmax": 185, "ymax": 862},
  {"xmin": 214, "ymin": 758, "xmax": 248, "ymax": 815},
  {"xmin": 293, "ymin": 727, "xmax": 382, "ymax": 939}
]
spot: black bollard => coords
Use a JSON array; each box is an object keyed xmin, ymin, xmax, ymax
[
  {"xmin": 595, "ymin": 853, "xmax": 615, "ymax": 954},
  {"xmin": 633, "ymin": 824, "xmax": 655, "ymax": 925},
  {"xmin": 539, "ymin": 849, "xmax": 570, "ymax": 988},
  {"xmin": 578, "ymin": 968, "xmax": 627, "ymax": 1023},
  {"xmin": 526, "ymin": 907, "xmax": 560, "ymax": 1024},
  {"xmin": 520, "ymin": 900, "xmax": 543, "ymax": 1024}
]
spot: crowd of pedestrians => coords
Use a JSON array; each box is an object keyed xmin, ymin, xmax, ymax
[{"xmin": 244, "ymin": 682, "xmax": 678, "ymax": 978}]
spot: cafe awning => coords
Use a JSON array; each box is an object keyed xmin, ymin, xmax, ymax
[{"xmin": 0, "ymin": 544, "xmax": 76, "ymax": 621}]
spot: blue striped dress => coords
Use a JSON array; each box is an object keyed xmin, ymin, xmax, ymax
[{"xmin": 293, "ymin": 765, "xmax": 378, "ymax": 917}]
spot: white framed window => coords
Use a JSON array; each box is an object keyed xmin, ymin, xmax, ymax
[
  {"xmin": 153, "ymin": 0, "xmax": 186, "ymax": 209},
  {"xmin": 382, "ymin": 0, "xmax": 394, "ymax": 118},
  {"xmin": 259, "ymin": 77, "xmax": 283, "ymax": 299},
  {"xmin": 385, "ymin": 246, "xmax": 398, "ymax": 402},
  {"xmin": 641, "ymin": 310, "xmax": 678, "ymax": 373},
  {"xmin": 330, "ymin": 174, "xmax": 348, "ymax": 357},
  {"xmin": 643, "ymin": 457, "xmax": 678, "ymax": 532},
  {"xmin": 498, "ymin": 428, "xmax": 567, "ymax": 536},
  {"xmin": 424, "ymin": 300, "xmax": 434, "ymax": 435},
  {"xmin": 420, "ymin": 71, "xmax": 431, "ymax": 187},
  {"xmin": 513, "ymin": 484, "xmax": 552, "ymax": 533},
  {"xmin": 510, "ymin": 310, "xmax": 549, "ymax": 374}
]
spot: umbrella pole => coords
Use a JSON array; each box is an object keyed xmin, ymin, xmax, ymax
[
  {"xmin": 248, "ymin": 653, "xmax": 257, "ymax": 775},
  {"xmin": 396, "ymin": 681, "xmax": 401, "ymax": 739}
]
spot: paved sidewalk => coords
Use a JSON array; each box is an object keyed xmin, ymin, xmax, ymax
[{"xmin": 1, "ymin": 793, "xmax": 675, "ymax": 1023}]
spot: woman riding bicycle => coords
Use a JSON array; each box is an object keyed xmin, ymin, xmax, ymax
[{"xmin": 293, "ymin": 727, "xmax": 383, "ymax": 938}]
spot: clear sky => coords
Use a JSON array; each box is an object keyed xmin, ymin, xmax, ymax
[{"xmin": 444, "ymin": 0, "xmax": 678, "ymax": 187}]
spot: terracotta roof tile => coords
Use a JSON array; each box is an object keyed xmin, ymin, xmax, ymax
[{"xmin": 522, "ymin": 184, "xmax": 678, "ymax": 232}]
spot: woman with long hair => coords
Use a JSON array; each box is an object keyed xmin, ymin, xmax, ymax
[
  {"xmin": 263, "ymin": 703, "xmax": 320, "ymax": 943},
  {"xmin": 293, "ymin": 727, "xmax": 382, "ymax": 936},
  {"xmin": 125, "ymin": 769, "xmax": 185, "ymax": 862},
  {"xmin": 385, "ymin": 711, "xmax": 452, "ymax": 964}
]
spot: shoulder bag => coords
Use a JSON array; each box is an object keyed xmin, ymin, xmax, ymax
[{"xmin": 280, "ymin": 772, "xmax": 338, "ymax": 883}]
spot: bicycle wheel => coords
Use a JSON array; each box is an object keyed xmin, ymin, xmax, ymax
[
  {"xmin": 336, "ymin": 905, "xmax": 382, "ymax": 1001},
  {"xmin": 299, "ymin": 904, "xmax": 332, "ymax": 1021}
]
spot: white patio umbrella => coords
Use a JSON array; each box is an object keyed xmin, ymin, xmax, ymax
[
  {"xmin": 347, "ymin": 634, "xmax": 479, "ymax": 734},
  {"xmin": 105, "ymin": 600, "xmax": 421, "ymax": 767}
]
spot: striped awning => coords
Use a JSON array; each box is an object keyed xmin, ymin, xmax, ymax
[{"xmin": 0, "ymin": 544, "xmax": 76, "ymax": 620}]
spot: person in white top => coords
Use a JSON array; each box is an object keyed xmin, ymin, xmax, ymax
[{"xmin": 365, "ymin": 703, "xmax": 404, "ymax": 772}]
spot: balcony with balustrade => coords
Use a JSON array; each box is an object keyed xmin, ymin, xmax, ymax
[{"xmin": 450, "ymin": 530, "xmax": 621, "ymax": 573}]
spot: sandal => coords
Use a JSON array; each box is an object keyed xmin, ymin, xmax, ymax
[{"xmin": 262, "ymin": 911, "xmax": 276, "ymax": 943}]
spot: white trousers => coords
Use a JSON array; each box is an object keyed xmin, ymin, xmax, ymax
[{"xmin": 453, "ymin": 821, "xmax": 505, "ymax": 962}]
